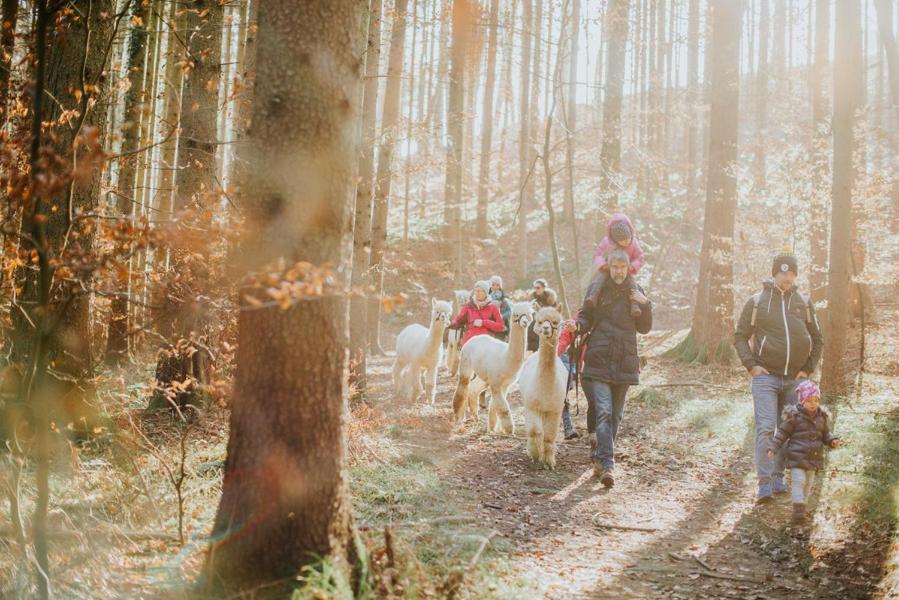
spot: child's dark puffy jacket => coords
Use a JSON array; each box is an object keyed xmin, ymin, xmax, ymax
[{"xmin": 770, "ymin": 404, "xmax": 837, "ymax": 470}]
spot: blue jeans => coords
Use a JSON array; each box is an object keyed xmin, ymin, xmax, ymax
[
  {"xmin": 582, "ymin": 377, "xmax": 629, "ymax": 471},
  {"xmin": 560, "ymin": 353, "xmax": 574, "ymax": 432},
  {"xmin": 751, "ymin": 373, "xmax": 799, "ymax": 490}
]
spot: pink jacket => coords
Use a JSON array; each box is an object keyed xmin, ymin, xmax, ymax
[{"xmin": 592, "ymin": 213, "xmax": 646, "ymax": 275}]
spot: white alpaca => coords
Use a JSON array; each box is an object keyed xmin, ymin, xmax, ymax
[
  {"xmin": 518, "ymin": 307, "xmax": 567, "ymax": 468},
  {"xmin": 451, "ymin": 301, "xmax": 533, "ymax": 433},
  {"xmin": 444, "ymin": 289, "xmax": 470, "ymax": 375},
  {"xmin": 393, "ymin": 299, "xmax": 452, "ymax": 403}
]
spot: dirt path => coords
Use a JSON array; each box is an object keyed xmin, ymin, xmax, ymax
[{"xmin": 361, "ymin": 350, "xmax": 872, "ymax": 599}]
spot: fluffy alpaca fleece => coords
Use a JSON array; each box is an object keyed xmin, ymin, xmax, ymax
[
  {"xmin": 444, "ymin": 289, "xmax": 470, "ymax": 375},
  {"xmin": 393, "ymin": 299, "xmax": 452, "ymax": 403},
  {"xmin": 451, "ymin": 301, "xmax": 533, "ymax": 432},
  {"xmin": 518, "ymin": 307, "xmax": 567, "ymax": 468}
]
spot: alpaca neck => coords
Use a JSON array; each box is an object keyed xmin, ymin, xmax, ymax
[
  {"xmin": 538, "ymin": 334, "xmax": 559, "ymax": 372},
  {"xmin": 506, "ymin": 322, "xmax": 526, "ymax": 367},
  {"xmin": 426, "ymin": 320, "xmax": 446, "ymax": 353}
]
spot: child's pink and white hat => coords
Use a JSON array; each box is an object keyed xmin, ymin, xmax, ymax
[{"xmin": 796, "ymin": 379, "xmax": 821, "ymax": 404}]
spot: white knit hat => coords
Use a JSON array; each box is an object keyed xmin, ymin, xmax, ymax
[
  {"xmin": 489, "ymin": 275, "xmax": 503, "ymax": 288},
  {"xmin": 474, "ymin": 280, "xmax": 491, "ymax": 294}
]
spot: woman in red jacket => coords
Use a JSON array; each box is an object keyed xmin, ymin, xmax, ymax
[{"xmin": 448, "ymin": 281, "xmax": 506, "ymax": 347}]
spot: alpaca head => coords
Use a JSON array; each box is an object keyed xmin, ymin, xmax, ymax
[
  {"xmin": 510, "ymin": 301, "xmax": 533, "ymax": 330},
  {"xmin": 431, "ymin": 298, "xmax": 452, "ymax": 326},
  {"xmin": 453, "ymin": 289, "xmax": 470, "ymax": 308},
  {"xmin": 533, "ymin": 307, "xmax": 562, "ymax": 341}
]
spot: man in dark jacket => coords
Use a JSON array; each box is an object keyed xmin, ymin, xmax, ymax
[
  {"xmin": 734, "ymin": 252, "xmax": 824, "ymax": 502},
  {"xmin": 576, "ymin": 249, "xmax": 653, "ymax": 488}
]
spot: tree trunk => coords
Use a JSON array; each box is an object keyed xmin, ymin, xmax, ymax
[
  {"xmin": 874, "ymin": 0, "xmax": 899, "ymax": 112},
  {"xmin": 12, "ymin": 2, "xmax": 114, "ymax": 593},
  {"xmin": 690, "ymin": 0, "xmax": 742, "ymax": 362},
  {"xmin": 350, "ymin": 0, "xmax": 383, "ymax": 398},
  {"xmin": 686, "ymin": 0, "xmax": 700, "ymax": 197},
  {"xmin": 203, "ymin": 1, "xmax": 365, "ymax": 593},
  {"xmin": 518, "ymin": 0, "xmax": 533, "ymax": 279},
  {"xmin": 808, "ymin": 0, "xmax": 830, "ymax": 304},
  {"xmin": 444, "ymin": 0, "xmax": 473, "ymax": 279},
  {"xmin": 476, "ymin": 0, "xmax": 499, "ymax": 240},
  {"xmin": 105, "ymin": 0, "xmax": 151, "ymax": 366},
  {"xmin": 754, "ymin": 0, "xmax": 769, "ymax": 191},
  {"xmin": 0, "ymin": 0, "xmax": 18, "ymax": 119},
  {"xmin": 564, "ymin": 0, "xmax": 582, "ymax": 298},
  {"xmin": 369, "ymin": 0, "xmax": 409, "ymax": 354},
  {"xmin": 597, "ymin": 0, "xmax": 630, "ymax": 237},
  {"xmin": 822, "ymin": 0, "xmax": 862, "ymax": 395},
  {"xmin": 151, "ymin": 0, "xmax": 224, "ymax": 410}
]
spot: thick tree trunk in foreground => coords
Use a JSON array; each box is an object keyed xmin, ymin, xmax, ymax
[
  {"xmin": 350, "ymin": 0, "xmax": 383, "ymax": 398},
  {"xmin": 597, "ymin": 0, "xmax": 629, "ymax": 237},
  {"xmin": 204, "ymin": 1, "xmax": 364, "ymax": 594},
  {"xmin": 369, "ymin": 0, "xmax": 409, "ymax": 354},
  {"xmin": 822, "ymin": 0, "xmax": 862, "ymax": 395},
  {"xmin": 689, "ymin": 0, "xmax": 741, "ymax": 361}
]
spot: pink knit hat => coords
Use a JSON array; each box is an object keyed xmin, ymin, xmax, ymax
[{"xmin": 796, "ymin": 380, "xmax": 821, "ymax": 404}]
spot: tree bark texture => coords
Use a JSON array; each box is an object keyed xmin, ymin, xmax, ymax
[
  {"xmin": 205, "ymin": 0, "xmax": 365, "ymax": 593},
  {"xmin": 691, "ymin": 0, "xmax": 741, "ymax": 358},
  {"xmin": 369, "ymin": 0, "xmax": 409, "ymax": 353},
  {"xmin": 822, "ymin": 0, "xmax": 862, "ymax": 395},
  {"xmin": 350, "ymin": 0, "xmax": 383, "ymax": 397},
  {"xmin": 597, "ymin": 0, "xmax": 629, "ymax": 238}
]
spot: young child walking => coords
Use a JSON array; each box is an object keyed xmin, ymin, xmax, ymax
[
  {"xmin": 590, "ymin": 213, "xmax": 646, "ymax": 317},
  {"xmin": 767, "ymin": 380, "xmax": 841, "ymax": 524}
]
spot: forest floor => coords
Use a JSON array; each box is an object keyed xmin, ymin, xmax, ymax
[{"xmin": 1, "ymin": 307, "xmax": 897, "ymax": 598}]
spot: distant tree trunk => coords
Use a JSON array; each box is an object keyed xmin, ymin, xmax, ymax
[
  {"xmin": 350, "ymin": 0, "xmax": 383, "ymax": 397},
  {"xmin": 445, "ymin": 0, "xmax": 473, "ymax": 279},
  {"xmin": 754, "ymin": 0, "xmax": 769, "ymax": 191},
  {"xmin": 808, "ymin": 0, "xmax": 830, "ymax": 304},
  {"xmin": 686, "ymin": 0, "xmax": 700, "ymax": 197},
  {"xmin": 105, "ymin": 0, "xmax": 151, "ymax": 366},
  {"xmin": 689, "ymin": 0, "xmax": 742, "ymax": 362},
  {"xmin": 403, "ymin": 0, "xmax": 419, "ymax": 243},
  {"xmin": 0, "ymin": 0, "xmax": 17, "ymax": 119},
  {"xmin": 370, "ymin": 0, "xmax": 409, "ymax": 354},
  {"xmin": 203, "ymin": 0, "xmax": 364, "ymax": 593},
  {"xmin": 822, "ymin": 0, "xmax": 862, "ymax": 395},
  {"xmin": 772, "ymin": 0, "xmax": 785, "ymax": 90},
  {"xmin": 564, "ymin": 0, "xmax": 582, "ymax": 298},
  {"xmin": 875, "ymin": 0, "xmax": 899, "ymax": 111},
  {"xmin": 476, "ymin": 0, "xmax": 499, "ymax": 239},
  {"xmin": 151, "ymin": 0, "xmax": 223, "ymax": 410},
  {"xmin": 518, "ymin": 0, "xmax": 533, "ymax": 279},
  {"xmin": 597, "ymin": 0, "xmax": 630, "ymax": 237}
]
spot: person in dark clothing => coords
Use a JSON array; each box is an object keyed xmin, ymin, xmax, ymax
[
  {"xmin": 734, "ymin": 252, "xmax": 824, "ymax": 503},
  {"xmin": 528, "ymin": 279, "xmax": 560, "ymax": 352},
  {"xmin": 489, "ymin": 275, "xmax": 511, "ymax": 342},
  {"xmin": 767, "ymin": 380, "xmax": 840, "ymax": 523},
  {"xmin": 575, "ymin": 249, "xmax": 653, "ymax": 488}
]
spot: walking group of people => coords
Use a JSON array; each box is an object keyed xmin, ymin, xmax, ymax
[{"xmin": 442, "ymin": 212, "xmax": 839, "ymax": 523}]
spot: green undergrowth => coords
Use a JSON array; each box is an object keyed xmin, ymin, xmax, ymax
[{"xmin": 342, "ymin": 451, "xmax": 536, "ymax": 599}]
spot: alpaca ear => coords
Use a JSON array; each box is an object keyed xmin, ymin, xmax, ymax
[
  {"xmin": 432, "ymin": 298, "xmax": 437, "ymax": 310},
  {"xmin": 531, "ymin": 300, "xmax": 539, "ymax": 313}
]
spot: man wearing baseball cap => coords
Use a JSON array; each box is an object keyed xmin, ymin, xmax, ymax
[{"xmin": 734, "ymin": 251, "xmax": 824, "ymax": 503}]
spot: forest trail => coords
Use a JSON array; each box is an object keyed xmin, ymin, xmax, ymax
[{"xmin": 358, "ymin": 327, "xmax": 893, "ymax": 599}]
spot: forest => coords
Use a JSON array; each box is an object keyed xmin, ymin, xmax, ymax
[{"xmin": 0, "ymin": 0, "xmax": 897, "ymax": 597}]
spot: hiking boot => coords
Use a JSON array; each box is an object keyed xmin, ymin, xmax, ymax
[
  {"xmin": 630, "ymin": 302, "xmax": 642, "ymax": 318},
  {"xmin": 564, "ymin": 427, "xmax": 581, "ymax": 440},
  {"xmin": 757, "ymin": 483, "xmax": 773, "ymax": 504},
  {"xmin": 773, "ymin": 476, "xmax": 788, "ymax": 494},
  {"xmin": 600, "ymin": 470, "xmax": 615, "ymax": 488},
  {"xmin": 792, "ymin": 503, "xmax": 807, "ymax": 524}
]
